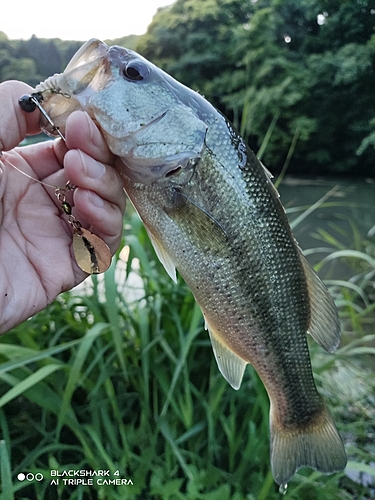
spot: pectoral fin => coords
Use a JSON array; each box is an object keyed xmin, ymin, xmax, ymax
[
  {"xmin": 299, "ymin": 250, "xmax": 341, "ymax": 352},
  {"xmin": 144, "ymin": 189, "xmax": 228, "ymax": 284},
  {"xmin": 205, "ymin": 318, "xmax": 247, "ymax": 390},
  {"xmin": 166, "ymin": 189, "xmax": 229, "ymax": 252}
]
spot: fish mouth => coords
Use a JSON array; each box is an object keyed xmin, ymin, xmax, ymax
[
  {"xmin": 64, "ymin": 39, "xmax": 110, "ymax": 75},
  {"xmin": 34, "ymin": 39, "xmax": 113, "ymax": 135}
]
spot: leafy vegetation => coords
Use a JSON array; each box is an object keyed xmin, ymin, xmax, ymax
[
  {"xmin": 1, "ymin": 0, "xmax": 374, "ymax": 176},
  {"xmin": 0, "ymin": 207, "xmax": 374, "ymax": 500},
  {"xmin": 0, "ymin": 33, "xmax": 139, "ymax": 88},
  {"xmin": 137, "ymin": 0, "xmax": 375, "ymax": 176},
  {"xmin": 0, "ymin": 2, "xmax": 374, "ymax": 498}
]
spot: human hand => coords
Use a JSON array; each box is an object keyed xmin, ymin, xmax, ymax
[{"xmin": 0, "ymin": 81, "xmax": 126, "ymax": 334}]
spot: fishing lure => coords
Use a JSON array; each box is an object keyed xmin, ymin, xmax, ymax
[{"xmin": 7, "ymin": 93, "xmax": 113, "ymax": 275}]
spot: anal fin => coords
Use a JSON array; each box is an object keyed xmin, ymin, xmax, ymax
[{"xmin": 205, "ymin": 318, "xmax": 247, "ymax": 390}]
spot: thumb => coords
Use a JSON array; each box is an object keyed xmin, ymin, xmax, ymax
[{"xmin": 0, "ymin": 81, "xmax": 41, "ymax": 152}]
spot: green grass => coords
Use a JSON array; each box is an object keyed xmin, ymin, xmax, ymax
[{"xmin": 0, "ymin": 207, "xmax": 374, "ymax": 500}]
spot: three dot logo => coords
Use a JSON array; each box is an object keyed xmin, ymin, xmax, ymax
[{"xmin": 17, "ymin": 472, "xmax": 44, "ymax": 481}]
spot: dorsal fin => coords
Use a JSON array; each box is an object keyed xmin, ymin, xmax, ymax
[{"xmin": 299, "ymin": 250, "xmax": 341, "ymax": 353}]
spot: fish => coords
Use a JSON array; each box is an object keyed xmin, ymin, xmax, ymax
[{"xmin": 34, "ymin": 39, "xmax": 347, "ymax": 486}]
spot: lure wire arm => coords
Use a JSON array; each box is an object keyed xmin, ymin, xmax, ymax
[
  {"xmin": 18, "ymin": 93, "xmax": 66, "ymax": 142},
  {"xmin": 30, "ymin": 95, "xmax": 66, "ymax": 142}
]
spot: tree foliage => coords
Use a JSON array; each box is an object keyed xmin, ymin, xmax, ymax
[
  {"xmin": 138, "ymin": 0, "xmax": 375, "ymax": 176},
  {"xmin": 0, "ymin": 1, "xmax": 374, "ymax": 176},
  {"xmin": 0, "ymin": 34, "xmax": 82, "ymax": 87},
  {"xmin": 0, "ymin": 34, "xmax": 138, "ymax": 87}
]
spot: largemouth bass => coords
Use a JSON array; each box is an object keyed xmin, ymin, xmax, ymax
[{"xmin": 34, "ymin": 39, "xmax": 347, "ymax": 486}]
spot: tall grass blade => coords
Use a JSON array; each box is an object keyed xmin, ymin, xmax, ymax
[
  {"xmin": 0, "ymin": 439, "xmax": 14, "ymax": 500},
  {"xmin": 256, "ymin": 111, "xmax": 280, "ymax": 161},
  {"xmin": 274, "ymin": 125, "xmax": 300, "ymax": 189},
  {"xmin": 290, "ymin": 186, "xmax": 341, "ymax": 230},
  {"xmin": 0, "ymin": 340, "xmax": 82, "ymax": 376},
  {"xmin": 0, "ymin": 180, "xmax": 373, "ymax": 499},
  {"xmin": 0, "ymin": 364, "xmax": 62, "ymax": 408},
  {"xmin": 257, "ymin": 470, "xmax": 276, "ymax": 500},
  {"xmin": 103, "ymin": 260, "xmax": 127, "ymax": 374},
  {"xmin": 316, "ymin": 249, "xmax": 375, "ymax": 271},
  {"xmin": 158, "ymin": 418, "xmax": 194, "ymax": 481},
  {"xmin": 57, "ymin": 323, "xmax": 108, "ymax": 435},
  {"xmin": 160, "ymin": 302, "xmax": 201, "ymax": 417}
]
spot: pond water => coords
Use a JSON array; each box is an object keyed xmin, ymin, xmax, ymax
[{"xmin": 278, "ymin": 176, "xmax": 375, "ymax": 280}]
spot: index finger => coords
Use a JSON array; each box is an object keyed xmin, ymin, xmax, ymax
[
  {"xmin": 64, "ymin": 111, "xmax": 115, "ymax": 166},
  {"xmin": 0, "ymin": 80, "xmax": 41, "ymax": 152}
]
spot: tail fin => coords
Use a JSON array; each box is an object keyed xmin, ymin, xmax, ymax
[{"xmin": 270, "ymin": 404, "xmax": 347, "ymax": 486}]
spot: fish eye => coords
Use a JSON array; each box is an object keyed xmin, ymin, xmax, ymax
[{"xmin": 122, "ymin": 61, "xmax": 149, "ymax": 81}]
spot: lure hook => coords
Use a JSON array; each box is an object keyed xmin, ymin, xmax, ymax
[{"xmin": 18, "ymin": 93, "xmax": 66, "ymax": 142}]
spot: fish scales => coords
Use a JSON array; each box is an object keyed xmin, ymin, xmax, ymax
[
  {"xmin": 34, "ymin": 39, "xmax": 347, "ymax": 486},
  {"xmin": 124, "ymin": 135, "xmax": 321, "ymax": 418}
]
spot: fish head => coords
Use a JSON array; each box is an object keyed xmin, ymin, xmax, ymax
[{"xmin": 35, "ymin": 39, "xmax": 208, "ymax": 184}]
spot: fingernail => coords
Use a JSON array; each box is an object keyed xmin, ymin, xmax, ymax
[
  {"xmin": 89, "ymin": 190, "xmax": 104, "ymax": 208},
  {"xmin": 79, "ymin": 150, "xmax": 105, "ymax": 179}
]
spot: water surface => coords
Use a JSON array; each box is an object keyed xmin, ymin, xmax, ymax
[{"xmin": 278, "ymin": 176, "xmax": 375, "ymax": 279}]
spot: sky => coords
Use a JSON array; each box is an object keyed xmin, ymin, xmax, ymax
[{"xmin": 2, "ymin": 0, "xmax": 175, "ymax": 41}]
